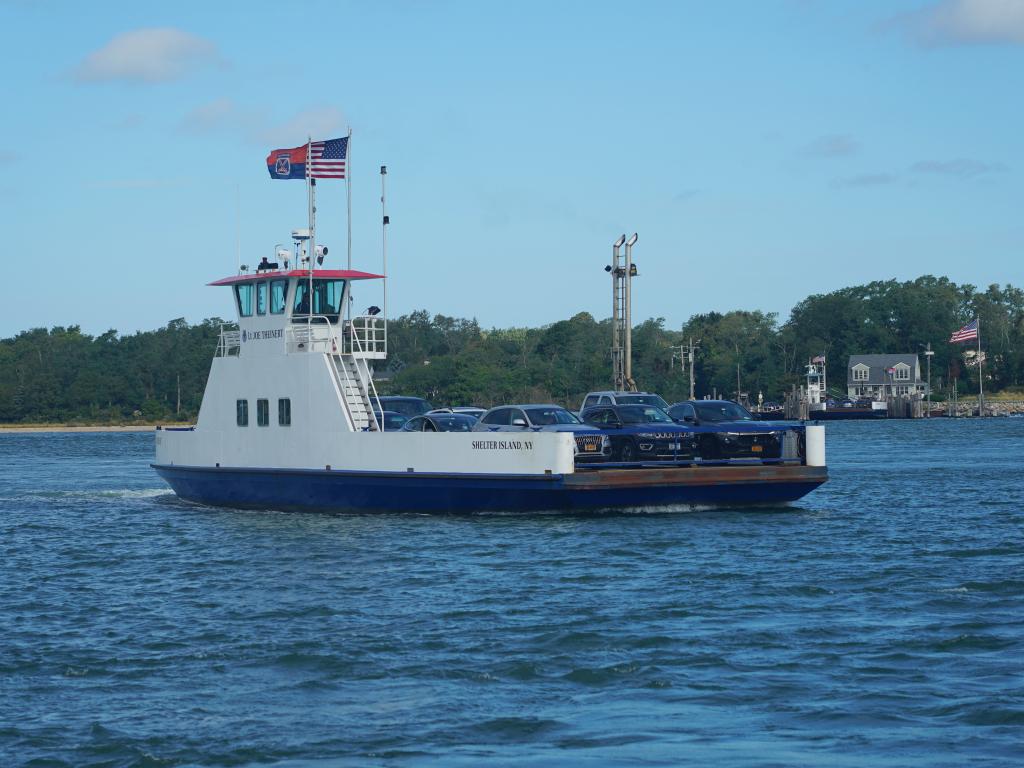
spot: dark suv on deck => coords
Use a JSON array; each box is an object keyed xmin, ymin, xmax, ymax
[
  {"xmin": 580, "ymin": 404, "xmax": 696, "ymax": 462},
  {"xmin": 371, "ymin": 396, "xmax": 434, "ymax": 419},
  {"xmin": 667, "ymin": 400, "xmax": 793, "ymax": 460}
]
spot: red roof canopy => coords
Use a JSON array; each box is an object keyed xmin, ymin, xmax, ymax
[{"xmin": 209, "ymin": 269, "xmax": 385, "ymax": 287}]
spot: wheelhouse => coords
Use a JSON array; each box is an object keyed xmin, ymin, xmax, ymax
[{"xmin": 209, "ymin": 268, "xmax": 386, "ymax": 359}]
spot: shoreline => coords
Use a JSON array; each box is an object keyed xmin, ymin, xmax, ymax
[{"xmin": 0, "ymin": 424, "xmax": 182, "ymax": 434}]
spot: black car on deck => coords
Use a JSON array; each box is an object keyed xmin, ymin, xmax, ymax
[
  {"xmin": 580, "ymin": 404, "xmax": 696, "ymax": 462},
  {"xmin": 400, "ymin": 413, "xmax": 479, "ymax": 432},
  {"xmin": 371, "ymin": 396, "xmax": 433, "ymax": 418},
  {"xmin": 377, "ymin": 410, "xmax": 409, "ymax": 431},
  {"xmin": 667, "ymin": 400, "xmax": 791, "ymax": 460}
]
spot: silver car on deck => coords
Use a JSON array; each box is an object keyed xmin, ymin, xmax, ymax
[{"xmin": 473, "ymin": 404, "xmax": 611, "ymax": 462}]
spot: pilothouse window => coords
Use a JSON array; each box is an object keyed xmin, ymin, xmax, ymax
[
  {"xmin": 293, "ymin": 279, "xmax": 346, "ymax": 321},
  {"xmin": 270, "ymin": 281, "xmax": 287, "ymax": 314},
  {"xmin": 256, "ymin": 282, "xmax": 268, "ymax": 315},
  {"xmin": 235, "ymin": 284, "xmax": 254, "ymax": 317}
]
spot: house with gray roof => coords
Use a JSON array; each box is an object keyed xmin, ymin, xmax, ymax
[{"xmin": 847, "ymin": 354, "xmax": 928, "ymax": 399}]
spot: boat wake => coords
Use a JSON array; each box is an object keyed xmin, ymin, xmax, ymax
[{"xmin": 30, "ymin": 488, "xmax": 172, "ymax": 500}]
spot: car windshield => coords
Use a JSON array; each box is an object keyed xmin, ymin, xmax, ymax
[
  {"xmin": 619, "ymin": 405, "xmax": 674, "ymax": 424},
  {"xmin": 377, "ymin": 398, "xmax": 431, "ymax": 417},
  {"xmin": 616, "ymin": 394, "xmax": 670, "ymax": 409},
  {"xmin": 524, "ymin": 407, "xmax": 581, "ymax": 425},
  {"xmin": 434, "ymin": 415, "xmax": 475, "ymax": 432},
  {"xmin": 694, "ymin": 402, "xmax": 754, "ymax": 422},
  {"xmin": 383, "ymin": 413, "xmax": 407, "ymax": 429}
]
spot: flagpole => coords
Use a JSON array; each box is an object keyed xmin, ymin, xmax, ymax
[
  {"xmin": 307, "ymin": 137, "xmax": 315, "ymax": 323},
  {"xmin": 977, "ymin": 317, "xmax": 984, "ymax": 417},
  {"xmin": 346, "ymin": 127, "xmax": 353, "ymax": 271}
]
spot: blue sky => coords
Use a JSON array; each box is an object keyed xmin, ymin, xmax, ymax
[{"xmin": 1, "ymin": 0, "xmax": 1021, "ymax": 337}]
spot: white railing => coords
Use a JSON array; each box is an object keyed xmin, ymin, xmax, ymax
[
  {"xmin": 285, "ymin": 315, "xmax": 342, "ymax": 354},
  {"xmin": 347, "ymin": 315, "xmax": 387, "ymax": 358},
  {"xmin": 216, "ymin": 325, "xmax": 240, "ymax": 356},
  {"xmin": 347, "ymin": 325, "xmax": 383, "ymax": 431}
]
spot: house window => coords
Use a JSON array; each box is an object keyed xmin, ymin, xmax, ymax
[
  {"xmin": 278, "ymin": 398, "xmax": 291, "ymax": 426},
  {"xmin": 894, "ymin": 366, "xmax": 910, "ymax": 381},
  {"xmin": 257, "ymin": 399, "xmax": 269, "ymax": 426},
  {"xmin": 896, "ymin": 385, "xmax": 910, "ymax": 396},
  {"xmin": 236, "ymin": 399, "xmax": 248, "ymax": 426},
  {"xmin": 853, "ymin": 367, "xmax": 869, "ymax": 382}
]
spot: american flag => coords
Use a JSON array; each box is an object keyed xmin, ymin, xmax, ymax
[
  {"xmin": 949, "ymin": 319, "xmax": 979, "ymax": 343},
  {"xmin": 307, "ymin": 136, "xmax": 348, "ymax": 179},
  {"xmin": 811, "ymin": 355, "xmax": 825, "ymax": 363}
]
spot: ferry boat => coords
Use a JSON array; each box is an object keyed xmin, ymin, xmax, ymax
[{"xmin": 153, "ymin": 156, "xmax": 827, "ymax": 513}]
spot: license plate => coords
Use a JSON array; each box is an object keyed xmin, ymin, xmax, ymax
[{"xmin": 751, "ymin": 445, "xmax": 763, "ymax": 452}]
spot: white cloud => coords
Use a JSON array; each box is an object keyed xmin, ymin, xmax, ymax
[
  {"xmin": 85, "ymin": 178, "xmax": 191, "ymax": 190},
  {"xmin": 894, "ymin": 0, "xmax": 1024, "ymax": 47},
  {"xmin": 833, "ymin": 173, "xmax": 897, "ymax": 188},
  {"xmin": 74, "ymin": 28, "xmax": 222, "ymax": 84},
  {"xmin": 803, "ymin": 134, "xmax": 860, "ymax": 158},
  {"xmin": 180, "ymin": 98, "xmax": 264, "ymax": 135},
  {"xmin": 179, "ymin": 100, "xmax": 347, "ymax": 146},
  {"xmin": 910, "ymin": 158, "xmax": 1007, "ymax": 177},
  {"xmin": 260, "ymin": 107, "xmax": 348, "ymax": 146}
]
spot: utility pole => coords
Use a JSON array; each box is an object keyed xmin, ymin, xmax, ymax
[
  {"xmin": 688, "ymin": 337, "xmax": 698, "ymax": 400},
  {"xmin": 924, "ymin": 342, "xmax": 933, "ymax": 418}
]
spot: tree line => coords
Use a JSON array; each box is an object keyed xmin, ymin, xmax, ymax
[{"xmin": 1, "ymin": 276, "xmax": 1022, "ymax": 423}]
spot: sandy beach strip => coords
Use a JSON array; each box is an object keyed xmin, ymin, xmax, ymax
[{"xmin": 0, "ymin": 425, "xmax": 183, "ymax": 434}]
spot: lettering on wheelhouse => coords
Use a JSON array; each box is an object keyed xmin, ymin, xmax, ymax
[
  {"xmin": 471, "ymin": 440, "xmax": 534, "ymax": 451},
  {"xmin": 241, "ymin": 329, "xmax": 285, "ymax": 342}
]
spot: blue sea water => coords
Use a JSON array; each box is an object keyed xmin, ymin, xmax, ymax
[{"xmin": 1, "ymin": 420, "xmax": 1022, "ymax": 767}]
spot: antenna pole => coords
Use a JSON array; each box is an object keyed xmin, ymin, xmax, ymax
[
  {"xmin": 381, "ymin": 164, "xmax": 388, "ymax": 326},
  {"xmin": 347, "ymin": 127, "xmax": 353, "ymax": 270},
  {"xmin": 235, "ymin": 183, "xmax": 241, "ymax": 272}
]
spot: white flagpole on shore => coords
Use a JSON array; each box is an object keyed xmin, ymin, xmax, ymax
[
  {"xmin": 977, "ymin": 317, "xmax": 984, "ymax": 416},
  {"xmin": 347, "ymin": 127, "xmax": 353, "ymax": 270}
]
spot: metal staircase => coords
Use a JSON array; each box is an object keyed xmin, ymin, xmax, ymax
[{"xmin": 331, "ymin": 354, "xmax": 378, "ymax": 431}]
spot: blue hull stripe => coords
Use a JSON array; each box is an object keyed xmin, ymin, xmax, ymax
[{"xmin": 152, "ymin": 464, "xmax": 826, "ymax": 513}]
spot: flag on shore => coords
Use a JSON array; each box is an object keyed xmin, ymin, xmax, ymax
[
  {"xmin": 266, "ymin": 136, "xmax": 348, "ymax": 180},
  {"xmin": 950, "ymin": 319, "xmax": 979, "ymax": 343}
]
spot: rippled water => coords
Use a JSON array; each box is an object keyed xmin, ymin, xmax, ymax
[{"xmin": 2, "ymin": 420, "xmax": 1022, "ymax": 767}]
